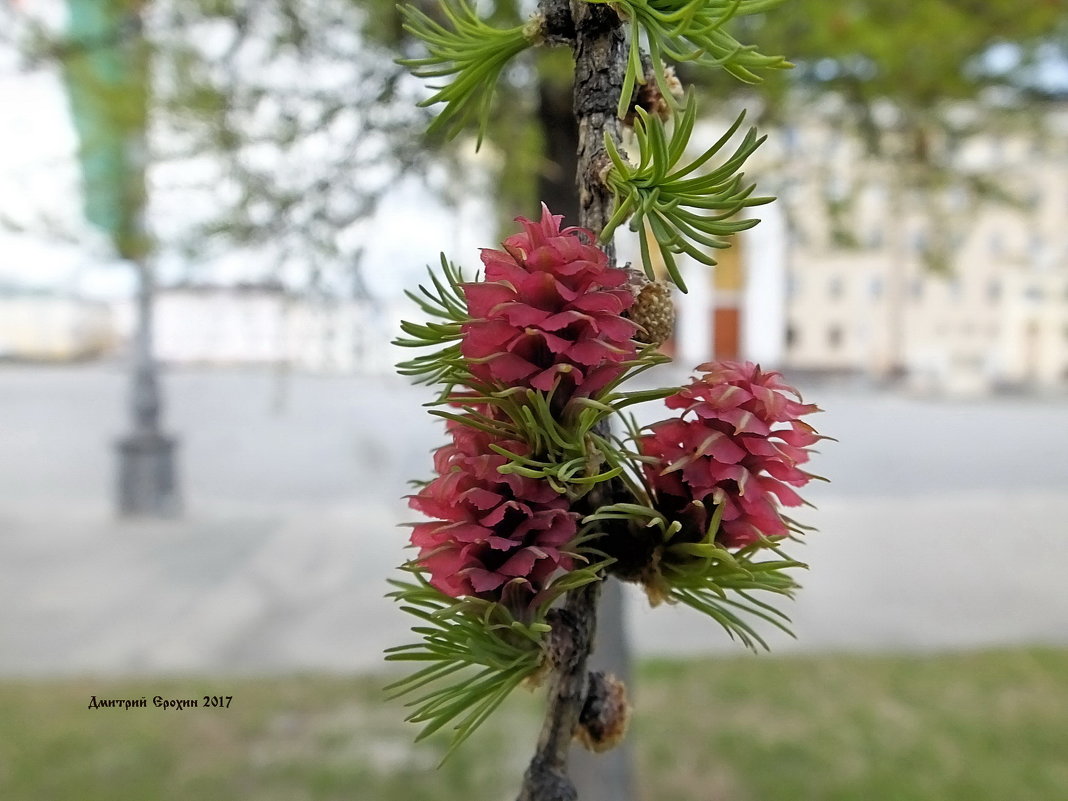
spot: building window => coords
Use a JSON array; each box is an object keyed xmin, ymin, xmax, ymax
[
  {"xmin": 870, "ymin": 277, "xmax": 883, "ymax": 300},
  {"xmin": 910, "ymin": 278, "xmax": 924, "ymax": 300},
  {"xmin": 828, "ymin": 326, "xmax": 843, "ymax": 349},
  {"xmin": 1025, "ymin": 285, "xmax": 1045, "ymax": 303},
  {"xmin": 989, "ymin": 232, "xmax": 1004, "ymax": 257},
  {"xmin": 786, "ymin": 324, "xmax": 799, "ymax": 348}
]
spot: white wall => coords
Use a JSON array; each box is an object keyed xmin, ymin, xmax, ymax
[
  {"xmin": 152, "ymin": 289, "xmax": 394, "ymax": 374},
  {"xmin": 742, "ymin": 202, "xmax": 787, "ymax": 367},
  {"xmin": 0, "ymin": 296, "xmax": 114, "ymax": 360}
]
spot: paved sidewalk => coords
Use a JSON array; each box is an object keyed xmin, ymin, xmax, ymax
[
  {"xmin": 2, "ymin": 365, "xmax": 1067, "ymax": 675},
  {"xmin": 3, "ymin": 490, "xmax": 1067, "ymax": 676}
]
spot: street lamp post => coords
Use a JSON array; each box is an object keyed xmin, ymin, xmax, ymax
[
  {"xmin": 116, "ymin": 256, "xmax": 180, "ymax": 516},
  {"xmin": 62, "ymin": 0, "xmax": 181, "ymax": 516}
]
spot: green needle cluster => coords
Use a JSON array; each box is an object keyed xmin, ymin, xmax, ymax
[
  {"xmin": 584, "ymin": 498, "xmax": 803, "ymax": 650},
  {"xmin": 385, "ymin": 562, "xmax": 612, "ymax": 755},
  {"xmin": 591, "ymin": 0, "xmax": 791, "ymax": 117},
  {"xmin": 384, "ymin": 574, "xmax": 549, "ymax": 760},
  {"xmin": 398, "ymin": 0, "xmax": 538, "ymax": 148},
  {"xmin": 602, "ymin": 93, "xmax": 772, "ymax": 291},
  {"xmin": 394, "ymin": 256, "xmax": 467, "ymax": 385}
]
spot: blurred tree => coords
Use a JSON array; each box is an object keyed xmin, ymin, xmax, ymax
[
  {"xmin": 750, "ymin": 0, "xmax": 1065, "ymax": 110},
  {"xmin": 147, "ymin": 0, "xmax": 432, "ymax": 293},
  {"xmin": 739, "ymin": 0, "xmax": 1065, "ymax": 225},
  {"xmin": 721, "ymin": 0, "xmax": 1067, "ymax": 376},
  {"xmin": 0, "ymin": 0, "xmax": 436, "ymax": 515},
  {"xmin": 4, "ymin": 1, "xmax": 1062, "ymax": 297},
  {"xmin": 63, "ymin": 0, "xmax": 149, "ymax": 259},
  {"xmin": 2, "ymin": 0, "xmax": 432, "ymax": 294}
]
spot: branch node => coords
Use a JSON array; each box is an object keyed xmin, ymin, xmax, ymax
[
  {"xmin": 524, "ymin": 14, "xmax": 547, "ymax": 45},
  {"xmin": 624, "ymin": 58, "xmax": 683, "ymax": 127},
  {"xmin": 576, "ymin": 670, "xmax": 632, "ymax": 753},
  {"xmin": 536, "ymin": 0, "xmax": 575, "ymax": 45}
]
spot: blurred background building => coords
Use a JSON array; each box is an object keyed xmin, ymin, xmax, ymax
[
  {"xmin": 6, "ymin": 101, "xmax": 1068, "ymax": 396},
  {"xmin": 0, "ymin": 280, "xmax": 401, "ymax": 374},
  {"xmin": 150, "ymin": 283, "xmax": 392, "ymax": 373},
  {"xmin": 642, "ymin": 101, "xmax": 1068, "ymax": 396},
  {"xmin": 0, "ymin": 282, "xmax": 115, "ymax": 360}
]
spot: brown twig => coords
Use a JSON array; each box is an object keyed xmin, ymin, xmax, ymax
[
  {"xmin": 572, "ymin": 0, "xmax": 626, "ymax": 251},
  {"xmin": 516, "ymin": 581, "xmax": 602, "ymax": 801},
  {"xmin": 516, "ymin": 3, "xmax": 629, "ymax": 799}
]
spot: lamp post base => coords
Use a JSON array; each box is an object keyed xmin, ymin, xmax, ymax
[{"xmin": 116, "ymin": 431, "xmax": 181, "ymax": 518}]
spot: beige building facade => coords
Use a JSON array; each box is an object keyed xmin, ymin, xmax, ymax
[
  {"xmin": 669, "ymin": 100, "xmax": 1068, "ymax": 393},
  {"xmin": 0, "ymin": 291, "xmax": 115, "ymax": 361}
]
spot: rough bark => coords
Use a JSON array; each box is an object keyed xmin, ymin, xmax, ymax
[
  {"xmin": 571, "ymin": 1, "xmax": 626, "ymax": 249},
  {"xmin": 516, "ymin": 3, "xmax": 629, "ymax": 799},
  {"xmin": 516, "ymin": 581, "xmax": 602, "ymax": 801}
]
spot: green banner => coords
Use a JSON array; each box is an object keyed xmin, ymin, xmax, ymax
[{"xmin": 62, "ymin": 0, "xmax": 149, "ymax": 260}]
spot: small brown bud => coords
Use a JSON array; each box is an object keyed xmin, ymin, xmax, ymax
[
  {"xmin": 629, "ymin": 278, "xmax": 676, "ymax": 347},
  {"xmin": 624, "ymin": 63, "xmax": 683, "ymax": 126},
  {"xmin": 575, "ymin": 671, "xmax": 631, "ymax": 753}
]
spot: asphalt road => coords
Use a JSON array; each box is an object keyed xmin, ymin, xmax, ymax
[{"xmin": 1, "ymin": 363, "xmax": 1066, "ymax": 675}]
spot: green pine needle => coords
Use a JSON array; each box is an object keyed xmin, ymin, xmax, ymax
[
  {"xmin": 665, "ymin": 544, "xmax": 805, "ymax": 651},
  {"xmin": 399, "ymin": 0, "xmax": 539, "ymax": 148},
  {"xmin": 588, "ymin": 0, "xmax": 791, "ymax": 118},
  {"xmin": 394, "ymin": 255, "xmax": 469, "ymax": 384},
  {"xmin": 384, "ymin": 574, "xmax": 546, "ymax": 759},
  {"xmin": 602, "ymin": 92, "xmax": 773, "ymax": 292},
  {"xmin": 385, "ymin": 559, "xmax": 610, "ymax": 759}
]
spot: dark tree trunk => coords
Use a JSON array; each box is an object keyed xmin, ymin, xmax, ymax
[{"xmin": 537, "ymin": 75, "xmax": 581, "ymax": 224}]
